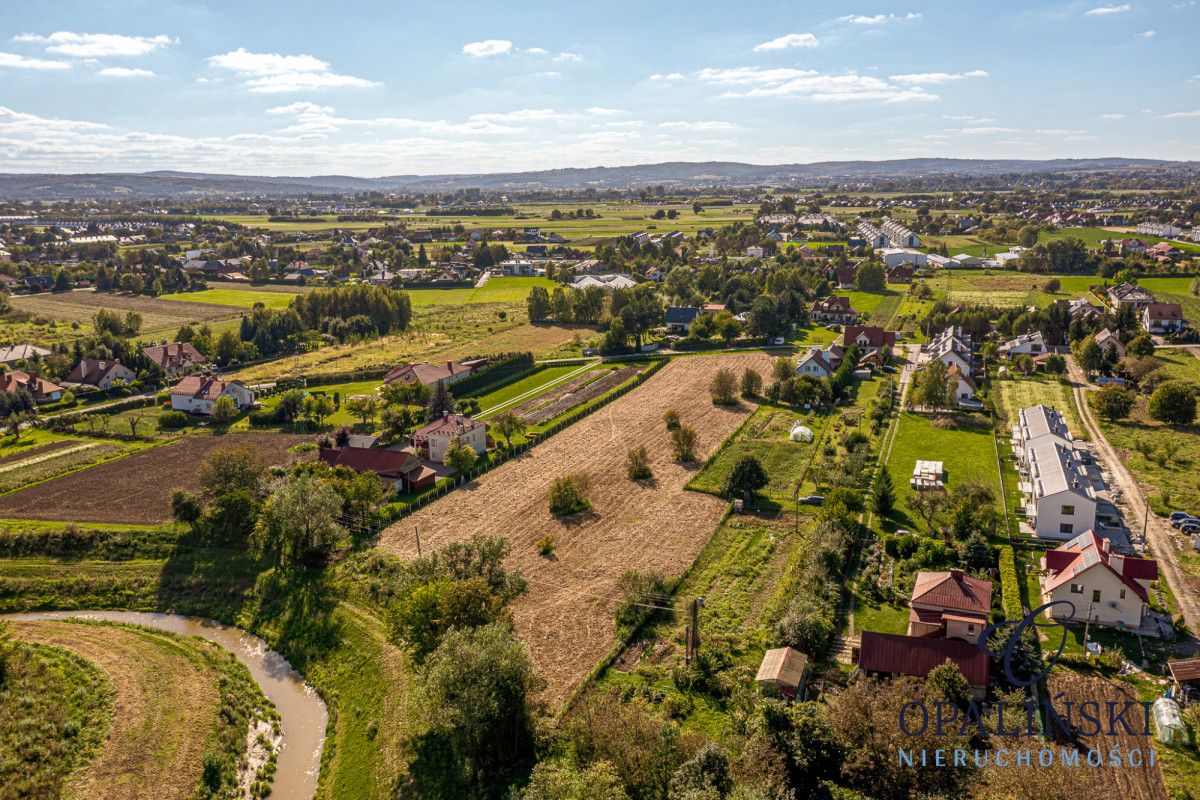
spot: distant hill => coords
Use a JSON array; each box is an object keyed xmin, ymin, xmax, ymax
[{"xmin": 1, "ymin": 158, "xmax": 1197, "ymax": 199}]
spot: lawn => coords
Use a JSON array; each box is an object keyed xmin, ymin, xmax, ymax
[
  {"xmin": 688, "ymin": 405, "xmax": 828, "ymax": 505},
  {"xmin": 160, "ymin": 287, "xmax": 303, "ymax": 310},
  {"xmin": 473, "ymin": 362, "xmax": 598, "ymax": 419},
  {"xmin": 994, "ymin": 374, "xmax": 1086, "ymax": 439},
  {"xmin": 880, "ymin": 411, "xmax": 1001, "ymax": 533},
  {"xmin": 1152, "ymin": 348, "xmax": 1200, "ymax": 382},
  {"xmin": 1097, "ymin": 398, "xmax": 1200, "ymax": 513},
  {"xmin": 1041, "ymin": 226, "xmax": 1200, "ymax": 254},
  {"xmin": 405, "ymin": 276, "xmax": 557, "ymax": 307}
]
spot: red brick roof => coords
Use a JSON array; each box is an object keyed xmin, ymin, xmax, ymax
[
  {"xmin": 142, "ymin": 342, "xmax": 206, "ymax": 370},
  {"xmin": 1143, "ymin": 303, "xmax": 1182, "ymax": 321},
  {"xmin": 843, "ymin": 325, "xmax": 897, "ymax": 349},
  {"xmin": 171, "ymin": 375, "xmax": 245, "ymax": 401},
  {"xmin": 318, "ymin": 446, "xmax": 429, "ymax": 478},
  {"xmin": 910, "ymin": 570, "xmax": 992, "ymax": 616},
  {"xmin": 858, "ymin": 630, "xmax": 990, "ymax": 687},
  {"xmin": 383, "ymin": 361, "xmax": 472, "ymax": 386},
  {"xmin": 1040, "ymin": 530, "xmax": 1156, "ymax": 602}
]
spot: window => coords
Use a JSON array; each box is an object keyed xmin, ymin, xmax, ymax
[
  {"xmin": 1120, "ymin": 589, "xmax": 1126, "ymax": 600},
  {"xmin": 1061, "ymin": 505, "xmax": 1075, "ymax": 516},
  {"xmin": 967, "ymin": 624, "xmax": 975, "ymax": 633},
  {"xmin": 1060, "ymin": 523, "xmax": 1074, "ymax": 535},
  {"xmin": 1092, "ymin": 590, "xmax": 1102, "ymax": 603},
  {"xmin": 1070, "ymin": 583, "xmax": 1084, "ymax": 594}
]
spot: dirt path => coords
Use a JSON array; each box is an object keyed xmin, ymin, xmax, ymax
[
  {"xmin": 1066, "ymin": 355, "xmax": 1200, "ymax": 635},
  {"xmin": 11, "ymin": 619, "xmax": 221, "ymax": 800},
  {"xmin": 377, "ymin": 352, "xmax": 774, "ymax": 706}
]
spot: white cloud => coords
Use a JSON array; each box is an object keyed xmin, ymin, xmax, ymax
[
  {"xmin": 0, "ymin": 106, "xmax": 108, "ymax": 132},
  {"xmin": 469, "ymin": 108, "xmax": 559, "ymax": 122},
  {"xmin": 266, "ymin": 101, "xmax": 333, "ymax": 115},
  {"xmin": 553, "ymin": 51, "xmax": 582, "ymax": 62},
  {"xmin": 944, "ymin": 114, "xmax": 996, "ymax": 122},
  {"xmin": 752, "ymin": 33, "xmax": 819, "ymax": 51},
  {"xmin": 698, "ymin": 66, "xmax": 937, "ymax": 102},
  {"xmin": 648, "ymin": 72, "xmax": 684, "ymax": 81},
  {"xmin": 890, "ymin": 70, "xmax": 988, "ymax": 84},
  {"xmin": 206, "ymin": 47, "xmax": 377, "ymax": 93},
  {"xmin": 659, "ymin": 120, "xmax": 738, "ymax": 130},
  {"xmin": 15, "ymin": 32, "xmax": 175, "ymax": 58},
  {"xmin": 98, "ymin": 67, "xmax": 154, "ymax": 78},
  {"xmin": 524, "ymin": 47, "xmax": 549, "ymax": 55},
  {"xmin": 1138, "ymin": 29, "xmax": 1156, "ymax": 36},
  {"xmin": 838, "ymin": 12, "xmax": 921, "ymax": 24},
  {"xmin": 1084, "ymin": 4, "xmax": 1131, "ymax": 14},
  {"xmin": 1100, "ymin": 113, "xmax": 1127, "ymax": 119},
  {"xmin": 1161, "ymin": 109, "xmax": 1200, "ymax": 118},
  {"xmin": 958, "ymin": 126, "xmax": 1020, "ymax": 134},
  {"xmin": 1034, "ymin": 128, "xmax": 1085, "ymax": 134},
  {"xmin": 462, "ymin": 39, "xmax": 513, "ymax": 57},
  {"xmin": 0, "ymin": 51, "xmax": 70, "ymax": 70},
  {"xmin": 586, "ymin": 107, "xmax": 624, "ymax": 116}
]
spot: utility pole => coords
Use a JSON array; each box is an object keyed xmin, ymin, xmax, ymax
[
  {"xmin": 1141, "ymin": 498, "xmax": 1149, "ymax": 549},
  {"xmin": 685, "ymin": 597, "xmax": 704, "ymax": 666},
  {"xmin": 415, "ymin": 525, "xmax": 421, "ymax": 558},
  {"xmin": 1083, "ymin": 601, "xmax": 1095, "ymax": 658}
]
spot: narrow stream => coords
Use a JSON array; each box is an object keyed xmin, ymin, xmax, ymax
[{"xmin": 6, "ymin": 610, "xmax": 327, "ymax": 800}]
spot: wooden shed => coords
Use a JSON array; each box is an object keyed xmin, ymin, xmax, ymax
[
  {"xmin": 1168, "ymin": 658, "xmax": 1200, "ymax": 696},
  {"xmin": 755, "ymin": 647, "xmax": 808, "ymax": 700}
]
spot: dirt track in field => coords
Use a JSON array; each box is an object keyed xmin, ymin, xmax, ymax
[
  {"xmin": 0, "ymin": 433, "xmax": 314, "ymax": 523},
  {"xmin": 11, "ymin": 619, "xmax": 221, "ymax": 800},
  {"xmin": 377, "ymin": 352, "xmax": 775, "ymax": 706}
]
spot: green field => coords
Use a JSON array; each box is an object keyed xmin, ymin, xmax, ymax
[
  {"xmin": 994, "ymin": 375, "xmax": 1086, "ymax": 440},
  {"xmin": 160, "ymin": 287, "xmax": 303, "ymax": 310},
  {"xmin": 1041, "ymin": 226, "xmax": 1200, "ymax": 254},
  {"xmin": 473, "ymin": 362, "xmax": 599, "ymax": 419},
  {"xmin": 881, "ymin": 411, "xmax": 1001, "ymax": 532},
  {"xmin": 405, "ymin": 276, "xmax": 557, "ymax": 307}
]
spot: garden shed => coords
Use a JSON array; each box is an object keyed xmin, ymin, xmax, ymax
[{"xmin": 755, "ymin": 647, "xmax": 808, "ymax": 700}]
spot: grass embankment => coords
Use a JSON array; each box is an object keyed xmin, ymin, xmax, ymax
[
  {"xmin": 0, "ymin": 638, "xmax": 112, "ymax": 800},
  {"xmin": 7, "ymin": 618, "xmax": 274, "ymax": 800}
]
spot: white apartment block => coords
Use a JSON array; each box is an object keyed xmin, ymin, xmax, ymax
[{"xmin": 1136, "ymin": 222, "xmax": 1181, "ymax": 238}]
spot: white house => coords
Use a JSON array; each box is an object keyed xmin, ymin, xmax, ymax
[
  {"xmin": 947, "ymin": 364, "xmax": 980, "ymax": 408},
  {"xmin": 745, "ymin": 245, "xmax": 766, "ymax": 258},
  {"xmin": 1141, "ymin": 303, "xmax": 1186, "ymax": 334},
  {"xmin": 1014, "ymin": 404, "xmax": 1074, "ymax": 463},
  {"xmin": 571, "ymin": 274, "xmax": 637, "ymax": 290},
  {"xmin": 925, "ymin": 326, "xmax": 973, "ymax": 376},
  {"xmin": 170, "ymin": 376, "xmax": 255, "ymax": 415},
  {"xmin": 413, "ymin": 412, "xmax": 487, "ymax": 463},
  {"xmin": 795, "ymin": 346, "xmax": 841, "ymax": 379},
  {"xmin": 998, "ymin": 331, "xmax": 1047, "ymax": 359},
  {"xmin": 1040, "ymin": 530, "xmax": 1158, "ymax": 629},
  {"xmin": 1094, "ymin": 328, "xmax": 1125, "ymax": 359},
  {"xmin": 63, "ymin": 358, "xmax": 137, "ymax": 389},
  {"xmin": 1023, "ymin": 439, "xmax": 1098, "ymax": 540},
  {"xmin": 1136, "ymin": 222, "xmax": 1181, "ymax": 238},
  {"xmin": 878, "ymin": 248, "xmax": 928, "ymax": 268}
]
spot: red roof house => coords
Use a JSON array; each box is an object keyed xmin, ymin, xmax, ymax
[
  {"xmin": 1039, "ymin": 530, "xmax": 1157, "ymax": 629},
  {"xmin": 318, "ymin": 446, "xmax": 436, "ymax": 492},
  {"xmin": 857, "ymin": 631, "xmax": 990, "ymax": 695},
  {"xmin": 842, "ymin": 325, "xmax": 897, "ymax": 353},
  {"xmin": 908, "ymin": 568, "xmax": 992, "ymax": 641}
]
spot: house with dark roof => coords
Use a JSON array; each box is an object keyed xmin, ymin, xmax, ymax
[
  {"xmin": 319, "ymin": 445, "xmax": 436, "ymax": 493},
  {"xmin": 1141, "ymin": 303, "xmax": 1185, "ymax": 334},
  {"xmin": 857, "ymin": 631, "xmax": 989, "ymax": 697},
  {"xmin": 0, "ymin": 343, "xmax": 51, "ymax": 365},
  {"xmin": 63, "ymin": 358, "xmax": 136, "ymax": 389},
  {"xmin": 841, "ymin": 325, "xmax": 896, "ymax": 354},
  {"xmin": 1040, "ymin": 530, "xmax": 1157, "ymax": 629},
  {"xmin": 142, "ymin": 342, "xmax": 207, "ymax": 377},
  {"xmin": 664, "ymin": 306, "xmax": 700, "ymax": 334},
  {"xmin": 810, "ymin": 296, "xmax": 859, "ymax": 325},
  {"xmin": 885, "ymin": 264, "xmax": 915, "ymax": 284},
  {"xmin": 1107, "ymin": 282, "xmax": 1155, "ymax": 310},
  {"xmin": 907, "ymin": 568, "xmax": 992, "ymax": 642}
]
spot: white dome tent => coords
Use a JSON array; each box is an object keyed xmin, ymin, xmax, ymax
[{"xmin": 789, "ymin": 423, "xmax": 814, "ymax": 443}]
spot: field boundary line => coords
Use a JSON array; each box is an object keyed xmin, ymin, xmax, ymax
[{"xmin": 476, "ymin": 362, "xmax": 597, "ymax": 419}]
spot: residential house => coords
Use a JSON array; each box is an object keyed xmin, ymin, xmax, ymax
[
  {"xmin": 926, "ymin": 326, "xmax": 973, "ymax": 375},
  {"xmin": 1023, "ymin": 439, "xmax": 1098, "ymax": 541},
  {"xmin": 830, "ymin": 265, "xmax": 857, "ymax": 289},
  {"xmin": 664, "ymin": 306, "xmax": 700, "ymax": 334},
  {"xmin": 63, "ymin": 358, "xmax": 136, "ymax": 389},
  {"xmin": 998, "ymin": 331, "xmax": 1047, "ymax": 359},
  {"xmin": 795, "ymin": 346, "xmax": 841, "ymax": 379},
  {"xmin": 413, "ymin": 412, "xmax": 487, "ymax": 463},
  {"xmin": 500, "ymin": 259, "xmax": 536, "ymax": 276},
  {"xmin": 1040, "ymin": 530, "xmax": 1158, "ymax": 629},
  {"xmin": 318, "ymin": 445, "xmax": 436, "ymax": 493},
  {"xmin": 947, "ymin": 363, "xmax": 980, "ymax": 408},
  {"xmin": 383, "ymin": 360, "xmax": 476, "ymax": 388},
  {"xmin": 0, "ymin": 370, "xmax": 64, "ymax": 402},
  {"xmin": 841, "ymin": 325, "xmax": 896, "ymax": 354},
  {"xmin": 700, "ymin": 303, "xmax": 727, "ymax": 315},
  {"xmin": 23, "ymin": 275, "xmax": 53, "ymax": 292},
  {"xmin": 644, "ymin": 266, "xmax": 664, "ymax": 282},
  {"xmin": 879, "ymin": 248, "xmax": 928, "ymax": 268},
  {"xmin": 907, "ymin": 568, "xmax": 992, "ymax": 642},
  {"xmin": 745, "ymin": 245, "xmax": 766, "ymax": 259},
  {"xmin": 0, "ymin": 343, "xmax": 51, "ymax": 365},
  {"xmin": 1094, "ymin": 328, "xmax": 1124, "ymax": 359},
  {"xmin": 1146, "ymin": 242, "xmax": 1182, "ymax": 259},
  {"xmin": 857, "ymin": 631, "xmax": 989, "ymax": 698},
  {"xmin": 885, "ymin": 264, "xmax": 915, "ymax": 284},
  {"xmin": 169, "ymin": 375, "xmax": 255, "ymax": 415},
  {"xmin": 142, "ymin": 342, "xmax": 207, "ymax": 377},
  {"xmin": 810, "ymin": 296, "xmax": 859, "ymax": 325},
  {"xmin": 1142, "ymin": 303, "xmax": 1186, "ymax": 334},
  {"xmin": 571, "ymin": 274, "xmax": 637, "ymax": 290},
  {"xmin": 1137, "ymin": 222, "xmax": 1182, "ymax": 238},
  {"xmin": 1116, "ymin": 239, "xmax": 1147, "ymax": 256},
  {"xmin": 856, "ymin": 220, "xmax": 888, "ymax": 249},
  {"xmin": 880, "ymin": 217, "xmax": 922, "ymax": 248},
  {"xmin": 1107, "ymin": 282, "xmax": 1155, "ymax": 310}
]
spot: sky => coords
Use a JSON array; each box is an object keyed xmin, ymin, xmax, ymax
[{"xmin": 1, "ymin": 0, "xmax": 1198, "ymax": 176}]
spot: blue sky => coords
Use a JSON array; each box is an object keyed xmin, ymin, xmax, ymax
[{"xmin": 1, "ymin": 0, "xmax": 1197, "ymax": 176}]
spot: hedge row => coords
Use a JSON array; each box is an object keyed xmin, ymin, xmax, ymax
[
  {"xmin": 451, "ymin": 352, "xmax": 535, "ymax": 397},
  {"xmin": 998, "ymin": 545, "xmax": 1023, "ymax": 620}
]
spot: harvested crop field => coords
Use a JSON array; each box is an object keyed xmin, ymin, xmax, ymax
[
  {"xmin": 377, "ymin": 352, "xmax": 774, "ymax": 706},
  {"xmin": 11, "ymin": 290, "xmax": 240, "ymax": 331},
  {"xmin": 0, "ymin": 438, "xmax": 83, "ymax": 468},
  {"xmin": 0, "ymin": 433, "xmax": 314, "ymax": 523},
  {"xmin": 9, "ymin": 619, "xmax": 222, "ymax": 800}
]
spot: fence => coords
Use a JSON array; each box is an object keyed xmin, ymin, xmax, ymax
[{"xmin": 365, "ymin": 357, "xmax": 670, "ymax": 533}]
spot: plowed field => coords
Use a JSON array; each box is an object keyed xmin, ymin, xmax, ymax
[{"xmin": 377, "ymin": 353, "xmax": 774, "ymax": 706}]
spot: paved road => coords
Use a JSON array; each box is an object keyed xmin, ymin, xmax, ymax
[{"xmin": 1066, "ymin": 355, "xmax": 1200, "ymax": 637}]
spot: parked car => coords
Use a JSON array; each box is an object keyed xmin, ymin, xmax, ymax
[
  {"xmin": 1170, "ymin": 511, "xmax": 1193, "ymax": 523},
  {"xmin": 772, "ymin": 336, "xmax": 786, "ymax": 346},
  {"xmin": 1171, "ymin": 516, "xmax": 1200, "ymax": 529},
  {"xmin": 1180, "ymin": 522, "xmax": 1200, "ymax": 535},
  {"xmin": 798, "ymin": 495, "xmax": 825, "ymax": 506}
]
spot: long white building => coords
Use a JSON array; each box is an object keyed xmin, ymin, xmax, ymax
[
  {"xmin": 1136, "ymin": 222, "xmax": 1181, "ymax": 238},
  {"xmin": 1013, "ymin": 405, "xmax": 1101, "ymax": 540},
  {"xmin": 855, "ymin": 216, "xmax": 922, "ymax": 249}
]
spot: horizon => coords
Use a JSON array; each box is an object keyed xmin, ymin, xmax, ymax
[{"xmin": 2, "ymin": 0, "xmax": 1198, "ymax": 176}]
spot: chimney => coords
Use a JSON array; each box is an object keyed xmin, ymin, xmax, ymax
[
  {"xmin": 950, "ymin": 568, "xmax": 965, "ymax": 580},
  {"xmin": 442, "ymin": 410, "xmax": 450, "ymax": 421},
  {"xmin": 1109, "ymin": 553, "xmax": 1124, "ymax": 575}
]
